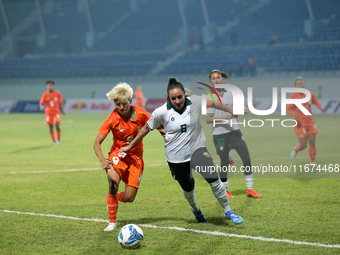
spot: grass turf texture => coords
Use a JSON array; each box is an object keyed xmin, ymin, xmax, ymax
[{"xmin": 0, "ymin": 113, "xmax": 339, "ymax": 254}]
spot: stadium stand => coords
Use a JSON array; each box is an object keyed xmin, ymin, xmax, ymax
[
  {"xmin": 0, "ymin": 0, "xmax": 37, "ymax": 38},
  {"xmin": 160, "ymin": 44, "xmax": 340, "ymax": 75},
  {"xmin": 0, "ymin": 52, "xmax": 172, "ymax": 78},
  {"xmin": 0, "ymin": 0, "xmax": 339, "ymax": 79}
]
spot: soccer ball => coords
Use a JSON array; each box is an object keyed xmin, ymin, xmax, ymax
[{"xmin": 118, "ymin": 224, "xmax": 144, "ymax": 249}]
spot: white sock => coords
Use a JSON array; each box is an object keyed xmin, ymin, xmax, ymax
[
  {"xmin": 245, "ymin": 173, "xmax": 254, "ymax": 190},
  {"xmin": 229, "ymin": 152, "xmax": 234, "ymax": 161},
  {"xmin": 223, "ymin": 181, "xmax": 229, "ymax": 191},
  {"xmin": 182, "ymin": 188, "xmax": 199, "ymax": 212},
  {"xmin": 210, "ymin": 179, "xmax": 231, "ymax": 213}
]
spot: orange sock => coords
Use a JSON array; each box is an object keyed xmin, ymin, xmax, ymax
[
  {"xmin": 107, "ymin": 193, "xmax": 118, "ymax": 223},
  {"xmin": 117, "ymin": 191, "xmax": 127, "ymax": 203},
  {"xmin": 309, "ymin": 146, "xmax": 317, "ymax": 163},
  {"xmin": 294, "ymin": 144, "xmax": 301, "ymax": 152},
  {"xmin": 50, "ymin": 133, "xmax": 56, "ymax": 142},
  {"xmin": 56, "ymin": 131, "xmax": 61, "ymax": 140}
]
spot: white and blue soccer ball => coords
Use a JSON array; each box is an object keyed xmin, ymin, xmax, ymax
[{"xmin": 118, "ymin": 224, "xmax": 144, "ymax": 249}]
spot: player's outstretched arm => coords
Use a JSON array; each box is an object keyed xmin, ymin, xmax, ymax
[
  {"xmin": 312, "ymin": 93, "xmax": 325, "ymax": 112},
  {"xmin": 61, "ymin": 102, "xmax": 65, "ymax": 115},
  {"xmin": 211, "ymin": 102, "xmax": 233, "ymax": 114},
  {"xmin": 94, "ymin": 133, "xmax": 112, "ymax": 169},
  {"xmin": 120, "ymin": 125, "xmax": 150, "ymax": 153}
]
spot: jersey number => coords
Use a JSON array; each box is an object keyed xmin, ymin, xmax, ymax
[
  {"xmin": 180, "ymin": 124, "xmax": 187, "ymax": 133},
  {"xmin": 50, "ymin": 101, "xmax": 54, "ymax": 107},
  {"xmin": 217, "ymin": 138, "xmax": 225, "ymax": 147}
]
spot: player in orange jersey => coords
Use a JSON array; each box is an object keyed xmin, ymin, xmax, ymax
[
  {"xmin": 287, "ymin": 77, "xmax": 324, "ymax": 165},
  {"xmin": 39, "ymin": 80, "xmax": 65, "ymax": 145},
  {"xmin": 134, "ymin": 85, "xmax": 145, "ymax": 108},
  {"xmin": 93, "ymin": 82, "xmax": 151, "ymax": 232}
]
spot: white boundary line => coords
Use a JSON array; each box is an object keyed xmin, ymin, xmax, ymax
[
  {"xmin": 1, "ymin": 154, "xmax": 339, "ymax": 175},
  {"xmin": 253, "ymin": 154, "xmax": 340, "ymax": 161},
  {"xmin": 0, "ymin": 168, "xmax": 102, "ymax": 175},
  {"xmin": 1, "ymin": 209, "xmax": 339, "ymax": 249},
  {"xmin": 0, "ymin": 164, "xmax": 166, "ymax": 175}
]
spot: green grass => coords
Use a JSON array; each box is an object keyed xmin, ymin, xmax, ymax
[{"xmin": 0, "ymin": 113, "xmax": 339, "ymax": 254}]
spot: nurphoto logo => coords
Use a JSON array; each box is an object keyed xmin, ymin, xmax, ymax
[{"xmin": 197, "ymin": 82, "xmax": 312, "ymax": 128}]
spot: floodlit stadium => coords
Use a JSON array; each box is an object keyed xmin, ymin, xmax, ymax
[{"xmin": 0, "ymin": 0, "xmax": 339, "ymax": 254}]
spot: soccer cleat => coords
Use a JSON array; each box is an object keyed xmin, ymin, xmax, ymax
[
  {"xmin": 229, "ymin": 158, "xmax": 236, "ymax": 165},
  {"xmin": 53, "ymin": 142, "xmax": 57, "ymax": 145},
  {"xmin": 57, "ymin": 140, "xmax": 61, "ymax": 144},
  {"xmin": 225, "ymin": 210, "xmax": 243, "ymax": 224},
  {"xmin": 226, "ymin": 191, "xmax": 234, "ymax": 197},
  {"xmin": 104, "ymin": 222, "xmax": 117, "ymax": 232},
  {"xmin": 290, "ymin": 149, "xmax": 297, "ymax": 160},
  {"xmin": 246, "ymin": 189, "xmax": 262, "ymax": 198},
  {"xmin": 310, "ymin": 162, "xmax": 317, "ymax": 166},
  {"xmin": 192, "ymin": 209, "xmax": 208, "ymax": 223}
]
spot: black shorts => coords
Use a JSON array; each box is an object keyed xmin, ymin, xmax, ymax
[
  {"xmin": 167, "ymin": 147, "xmax": 219, "ymax": 192},
  {"xmin": 213, "ymin": 130, "xmax": 245, "ymax": 155},
  {"xmin": 167, "ymin": 161, "xmax": 194, "ymax": 192},
  {"xmin": 213, "ymin": 130, "xmax": 252, "ymax": 175}
]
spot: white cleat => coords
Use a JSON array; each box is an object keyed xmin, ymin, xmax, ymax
[
  {"xmin": 290, "ymin": 150, "xmax": 297, "ymax": 160},
  {"xmin": 57, "ymin": 140, "xmax": 61, "ymax": 144},
  {"xmin": 310, "ymin": 162, "xmax": 317, "ymax": 166},
  {"xmin": 104, "ymin": 222, "xmax": 116, "ymax": 232}
]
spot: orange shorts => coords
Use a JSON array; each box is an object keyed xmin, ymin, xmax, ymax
[
  {"xmin": 106, "ymin": 151, "xmax": 144, "ymax": 189},
  {"xmin": 134, "ymin": 100, "xmax": 144, "ymax": 108},
  {"xmin": 294, "ymin": 124, "xmax": 319, "ymax": 139},
  {"xmin": 45, "ymin": 112, "xmax": 61, "ymax": 124}
]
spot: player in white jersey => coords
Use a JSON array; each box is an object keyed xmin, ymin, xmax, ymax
[
  {"xmin": 206, "ymin": 70, "xmax": 262, "ymax": 198},
  {"xmin": 121, "ymin": 77, "xmax": 243, "ymax": 224}
]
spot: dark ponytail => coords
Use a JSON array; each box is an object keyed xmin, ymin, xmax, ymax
[
  {"xmin": 166, "ymin": 77, "xmax": 186, "ymax": 101},
  {"xmin": 168, "ymin": 77, "xmax": 180, "ymax": 86}
]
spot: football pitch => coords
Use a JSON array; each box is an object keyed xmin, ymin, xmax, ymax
[{"xmin": 0, "ymin": 113, "xmax": 339, "ymax": 254}]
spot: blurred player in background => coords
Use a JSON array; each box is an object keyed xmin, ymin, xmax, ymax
[
  {"xmin": 121, "ymin": 77, "xmax": 243, "ymax": 225},
  {"xmin": 39, "ymin": 80, "xmax": 65, "ymax": 145},
  {"xmin": 206, "ymin": 70, "xmax": 262, "ymax": 198},
  {"xmin": 222, "ymin": 72, "xmax": 236, "ymax": 167},
  {"xmin": 93, "ymin": 82, "xmax": 151, "ymax": 232},
  {"xmin": 134, "ymin": 85, "xmax": 145, "ymax": 108},
  {"xmin": 288, "ymin": 77, "xmax": 324, "ymax": 165}
]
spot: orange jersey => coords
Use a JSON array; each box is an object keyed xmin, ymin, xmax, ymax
[
  {"xmin": 134, "ymin": 90, "xmax": 144, "ymax": 107},
  {"xmin": 286, "ymin": 91, "xmax": 322, "ymax": 128},
  {"xmin": 98, "ymin": 106, "xmax": 150, "ymax": 157},
  {"xmin": 40, "ymin": 90, "xmax": 63, "ymax": 114},
  {"xmin": 207, "ymin": 99, "xmax": 212, "ymax": 108}
]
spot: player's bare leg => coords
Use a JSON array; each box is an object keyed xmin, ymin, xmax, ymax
[
  {"xmin": 307, "ymin": 134, "xmax": 316, "ymax": 147},
  {"xmin": 291, "ymin": 137, "xmax": 307, "ymax": 160},
  {"xmin": 107, "ymin": 167, "xmax": 120, "ymax": 195},
  {"xmin": 55, "ymin": 122, "xmax": 61, "ymax": 144},
  {"xmin": 117, "ymin": 186, "xmax": 138, "ymax": 203},
  {"xmin": 48, "ymin": 124, "xmax": 56, "ymax": 144},
  {"xmin": 105, "ymin": 166, "xmax": 120, "ymax": 232},
  {"xmin": 307, "ymin": 134, "xmax": 317, "ymax": 165}
]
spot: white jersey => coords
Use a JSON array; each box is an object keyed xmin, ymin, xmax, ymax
[
  {"xmin": 206, "ymin": 89, "xmax": 239, "ymax": 135},
  {"xmin": 146, "ymin": 95, "xmax": 206, "ymax": 163}
]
